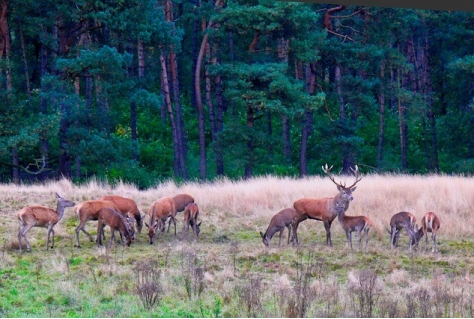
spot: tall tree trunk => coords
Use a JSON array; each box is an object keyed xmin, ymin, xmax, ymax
[
  {"xmin": 214, "ymin": 68, "xmax": 225, "ymax": 175},
  {"xmin": 12, "ymin": 147, "xmax": 19, "ymax": 184},
  {"xmin": 244, "ymin": 104, "xmax": 254, "ymax": 178},
  {"xmin": 397, "ymin": 66, "xmax": 408, "ymax": 172},
  {"xmin": 39, "ymin": 40, "xmax": 50, "ymax": 180},
  {"xmin": 19, "ymin": 24, "xmax": 31, "ymax": 97},
  {"xmin": 300, "ymin": 63, "xmax": 315, "ymax": 177},
  {"xmin": 160, "ymin": 53, "xmax": 180, "ymax": 177},
  {"xmin": 377, "ymin": 59, "xmax": 386, "ymax": 168}
]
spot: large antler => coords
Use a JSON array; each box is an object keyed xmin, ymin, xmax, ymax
[
  {"xmin": 322, "ymin": 163, "xmax": 362, "ymax": 189},
  {"xmin": 346, "ymin": 165, "xmax": 362, "ymax": 189},
  {"xmin": 322, "ymin": 164, "xmax": 345, "ymax": 188}
]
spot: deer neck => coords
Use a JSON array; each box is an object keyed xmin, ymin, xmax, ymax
[{"xmin": 55, "ymin": 202, "xmax": 67, "ymax": 221}]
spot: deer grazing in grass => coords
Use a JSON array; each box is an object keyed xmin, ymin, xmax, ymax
[
  {"xmin": 74, "ymin": 200, "xmax": 120, "ymax": 248},
  {"xmin": 172, "ymin": 193, "xmax": 195, "ymax": 214},
  {"xmin": 183, "ymin": 203, "xmax": 201, "ymax": 238},
  {"xmin": 412, "ymin": 212, "xmax": 441, "ymax": 253},
  {"xmin": 16, "ymin": 193, "xmax": 75, "ymax": 253},
  {"xmin": 98, "ymin": 195, "xmax": 144, "ymax": 235},
  {"xmin": 145, "ymin": 197, "xmax": 177, "ymax": 244},
  {"xmin": 334, "ymin": 202, "xmax": 372, "ymax": 252},
  {"xmin": 386, "ymin": 211, "xmax": 418, "ymax": 250},
  {"xmin": 96, "ymin": 207, "xmax": 135, "ymax": 247},
  {"xmin": 292, "ymin": 164, "xmax": 362, "ymax": 246},
  {"xmin": 260, "ymin": 208, "xmax": 298, "ymax": 247}
]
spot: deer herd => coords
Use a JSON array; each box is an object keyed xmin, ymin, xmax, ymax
[{"xmin": 14, "ymin": 164, "xmax": 441, "ymax": 254}]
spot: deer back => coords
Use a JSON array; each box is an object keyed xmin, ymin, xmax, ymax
[
  {"xmin": 172, "ymin": 194, "xmax": 195, "ymax": 213},
  {"xmin": 16, "ymin": 206, "xmax": 58, "ymax": 227},
  {"xmin": 74, "ymin": 200, "xmax": 119, "ymax": 221}
]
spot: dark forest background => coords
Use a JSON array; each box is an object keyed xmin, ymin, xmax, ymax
[{"xmin": 1, "ymin": 0, "xmax": 474, "ymax": 188}]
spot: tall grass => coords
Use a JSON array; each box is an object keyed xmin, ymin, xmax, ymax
[{"xmin": 1, "ymin": 173, "xmax": 474, "ymax": 317}]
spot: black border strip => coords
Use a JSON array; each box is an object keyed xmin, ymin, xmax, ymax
[{"xmin": 285, "ymin": 0, "xmax": 474, "ymax": 12}]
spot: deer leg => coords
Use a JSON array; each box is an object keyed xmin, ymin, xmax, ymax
[
  {"xmin": 19, "ymin": 223, "xmax": 34, "ymax": 252},
  {"xmin": 172, "ymin": 216, "xmax": 177, "ymax": 235},
  {"xmin": 286, "ymin": 225, "xmax": 292, "ymax": 245},
  {"xmin": 364, "ymin": 228, "xmax": 369, "ymax": 252},
  {"xmin": 324, "ymin": 220, "xmax": 333, "ymax": 247},
  {"xmin": 278, "ymin": 230, "xmax": 283, "ymax": 247},
  {"xmin": 76, "ymin": 220, "xmax": 94, "ymax": 248},
  {"xmin": 432, "ymin": 232, "xmax": 437, "ymax": 253},
  {"xmin": 18, "ymin": 224, "xmax": 25, "ymax": 252},
  {"xmin": 47, "ymin": 225, "xmax": 55, "ymax": 250}
]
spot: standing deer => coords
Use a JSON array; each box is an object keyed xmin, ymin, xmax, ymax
[
  {"xmin": 145, "ymin": 197, "xmax": 176, "ymax": 244},
  {"xmin": 74, "ymin": 200, "xmax": 120, "ymax": 248},
  {"xmin": 260, "ymin": 208, "xmax": 298, "ymax": 247},
  {"xmin": 98, "ymin": 195, "xmax": 144, "ymax": 235},
  {"xmin": 96, "ymin": 207, "xmax": 135, "ymax": 248},
  {"xmin": 172, "ymin": 193, "xmax": 195, "ymax": 214},
  {"xmin": 386, "ymin": 211, "xmax": 418, "ymax": 250},
  {"xmin": 335, "ymin": 202, "xmax": 372, "ymax": 252},
  {"xmin": 16, "ymin": 193, "xmax": 75, "ymax": 253},
  {"xmin": 183, "ymin": 202, "xmax": 201, "ymax": 238},
  {"xmin": 413, "ymin": 212, "xmax": 441, "ymax": 253},
  {"xmin": 292, "ymin": 164, "xmax": 362, "ymax": 246}
]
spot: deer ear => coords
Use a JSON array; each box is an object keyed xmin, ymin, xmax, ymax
[
  {"xmin": 351, "ymin": 186, "xmax": 357, "ymax": 192},
  {"xmin": 259, "ymin": 231, "xmax": 264, "ymax": 239},
  {"xmin": 145, "ymin": 222, "xmax": 149, "ymax": 228},
  {"xmin": 197, "ymin": 221, "xmax": 202, "ymax": 226},
  {"xmin": 56, "ymin": 193, "xmax": 61, "ymax": 199},
  {"xmin": 386, "ymin": 228, "xmax": 391, "ymax": 235}
]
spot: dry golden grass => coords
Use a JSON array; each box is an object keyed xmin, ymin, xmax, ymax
[
  {"xmin": 1, "ymin": 174, "xmax": 474, "ymax": 317},
  {"xmin": 1, "ymin": 173, "xmax": 473, "ymax": 246}
]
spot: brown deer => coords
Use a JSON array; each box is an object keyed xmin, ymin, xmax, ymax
[
  {"xmin": 183, "ymin": 203, "xmax": 201, "ymax": 238},
  {"xmin": 334, "ymin": 202, "xmax": 372, "ymax": 252},
  {"xmin": 145, "ymin": 197, "xmax": 176, "ymax": 244},
  {"xmin": 74, "ymin": 200, "xmax": 120, "ymax": 248},
  {"xmin": 98, "ymin": 195, "xmax": 144, "ymax": 235},
  {"xmin": 16, "ymin": 193, "xmax": 75, "ymax": 252},
  {"xmin": 260, "ymin": 208, "xmax": 298, "ymax": 247},
  {"xmin": 172, "ymin": 193, "xmax": 195, "ymax": 214},
  {"xmin": 96, "ymin": 207, "xmax": 135, "ymax": 247},
  {"xmin": 292, "ymin": 164, "xmax": 362, "ymax": 246},
  {"xmin": 386, "ymin": 211, "xmax": 418, "ymax": 250},
  {"xmin": 413, "ymin": 212, "xmax": 441, "ymax": 253}
]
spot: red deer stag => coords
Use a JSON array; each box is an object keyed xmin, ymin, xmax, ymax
[
  {"xmin": 96, "ymin": 207, "xmax": 135, "ymax": 248},
  {"xmin": 260, "ymin": 208, "xmax": 298, "ymax": 247},
  {"xmin": 74, "ymin": 200, "xmax": 120, "ymax": 248},
  {"xmin": 292, "ymin": 164, "xmax": 362, "ymax": 246},
  {"xmin": 98, "ymin": 195, "xmax": 144, "ymax": 235},
  {"xmin": 183, "ymin": 203, "xmax": 201, "ymax": 238},
  {"xmin": 172, "ymin": 194, "xmax": 195, "ymax": 214},
  {"xmin": 386, "ymin": 211, "xmax": 418, "ymax": 250},
  {"xmin": 16, "ymin": 193, "xmax": 75, "ymax": 253},
  {"xmin": 145, "ymin": 197, "xmax": 177, "ymax": 244},
  {"xmin": 413, "ymin": 212, "xmax": 441, "ymax": 253},
  {"xmin": 335, "ymin": 202, "xmax": 372, "ymax": 252}
]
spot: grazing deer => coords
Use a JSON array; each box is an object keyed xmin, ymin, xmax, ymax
[
  {"xmin": 98, "ymin": 195, "xmax": 144, "ymax": 235},
  {"xmin": 16, "ymin": 193, "xmax": 75, "ymax": 253},
  {"xmin": 183, "ymin": 203, "xmax": 201, "ymax": 238},
  {"xmin": 292, "ymin": 164, "xmax": 362, "ymax": 246},
  {"xmin": 74, "ymin": 200, "xmax": 120, "ymax": 248},
  {"xmin": 413, "ymin": 212, "xmax": 441, "ymax": 253},
  {"xmin": 335, "ymin": 202, "xmax": 372, "ymax": 252},
  {"xmin": 260, "ymin": 208, "xmax": 298, "ymax": 247},
  {"xmin": 96, "ymin": 207, "xmax": 135, "ymax": 247},
  {"xmin": 386, "ymin": 211, "xmax": 418, "ymax": 250},
  {"xmin": 172, "ymin": 193, "xmax": 195, "ymax": 214},
  {"xmin": 145, "ymin": 197, "xmax": 177, "ymax": 244}
]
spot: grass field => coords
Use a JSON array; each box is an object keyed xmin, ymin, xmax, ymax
[{"xmin": 1, "ymin": 173, "xmax": 474, "ymax": 317}]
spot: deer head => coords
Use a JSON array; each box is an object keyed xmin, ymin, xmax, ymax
[{"xmin": 322, "ymin": 164, "xmax": 362, "ymax": 202}]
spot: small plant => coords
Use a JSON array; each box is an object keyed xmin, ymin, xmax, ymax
[
  {"xmin": 237, "ymin": 273, "xmax": 263, "ymax": 317},
  {"xmin": 182, "ymin": 250, "xmax": 205, "ymax": 300},
  {"xmin": 349, "ymin": 269, "xmax": 380, "ymax": 318},
  {"xmin": 133, "ymin": 259, "xmax": 162, "ymax": 311}
]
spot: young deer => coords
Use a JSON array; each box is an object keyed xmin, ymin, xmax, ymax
[
  {"xmin": 292, "ymin": 164, "xmax": 362, "ymax": 246},
  {"xmin": 74, "ymin": 200, "xmax": 120, "ymax": 248},
  {"xmin": 260, "ymin": 208, "xmax": 298, "ymax": 247},
  {"xmin": 172, "ymin": 194, "xmax": 195, "ymax": 214},
  {"xmin": 183, "ymin": 203, "xmax": 201, "ymax": 238},
  {"xmin": 386, "ymin": 211, "xmax": 418, "ymax": 250},
  {"xmin": 413, "ymin": 212, "xmax": 441, "ymax": 253},
  {"xmin": 96, "ymin": 207, "xmax": 135, "ymax": 247},
  {"xmin": 145, "ymin": 197, "xmax": 176, "ymax": 244},
  {"xmin": 98, "ymin": 195, "xmax": 144, "ymax": 235},
  {"xmin": 335, "ymin": 202, "xmax": 372, "ymax": 252},
  {"xmin": 16, "ymin": 193, "xmax": 75, "ymax": 252}
]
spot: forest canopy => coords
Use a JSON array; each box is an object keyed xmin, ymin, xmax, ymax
[{"xmin": 1, "ymin": 0, "xmax": 474, "ymax": 188}]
